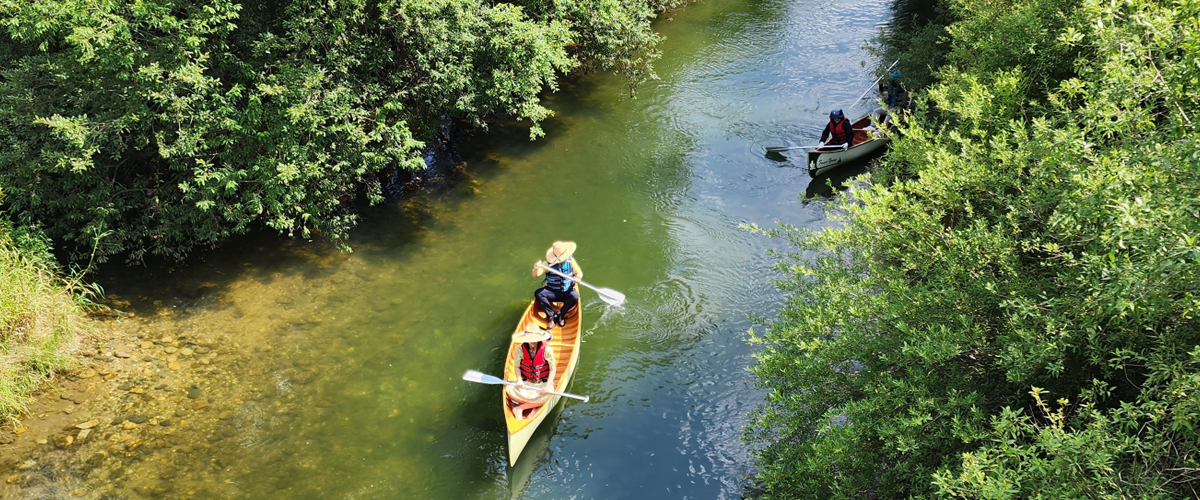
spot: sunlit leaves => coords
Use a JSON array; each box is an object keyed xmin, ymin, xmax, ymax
[
  {"xmin": 0, "ymin": 0, "xmax": 672, "ymax": 260},
  {"xmin": 750, "ymin": 0, "xmax": 1200, "ymax": 496}
]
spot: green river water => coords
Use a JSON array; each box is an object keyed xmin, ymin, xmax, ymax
[{"xmin": 86, "ymin": 0, "xmax": 893, "ymax": 497}]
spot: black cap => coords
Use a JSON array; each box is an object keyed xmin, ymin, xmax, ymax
[{"xmin": 830, "ymin": 109, "xmax": 844, "ymax": 119}]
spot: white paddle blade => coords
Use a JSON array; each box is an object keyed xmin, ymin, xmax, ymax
[
  {"xmin": 595, "ymin": 287, "xmax": 626, "ymax": 306},
  {"xmin": 462, "ymin": 370, "xmax": 505, "ymax": 385}
]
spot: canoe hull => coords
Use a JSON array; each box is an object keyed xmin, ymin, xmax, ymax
[
  {"xmin": 503, "ymin": 300, "xmax": 582, "ymax": 466},
  {"xmin": 807, "ymin": 136, "xmax": 889, "ymax": 177}
]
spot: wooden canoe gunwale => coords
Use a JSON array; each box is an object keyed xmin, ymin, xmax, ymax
[{"xmin": 502, "ymin": 300, "xmax": 582, "ymax": 466}]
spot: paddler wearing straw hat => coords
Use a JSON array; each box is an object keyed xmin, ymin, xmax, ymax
[
  {"xmin": 507, "ymin": 325, "xmax": 557, "ymax": 420},
  {"xmin": 532, "ymin": 241, "xmax": 582, "ymax": 329}
]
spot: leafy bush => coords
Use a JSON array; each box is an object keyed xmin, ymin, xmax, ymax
[
  {"xmin": 0, "ymin": 0, "xmax": 676, "ymax": 261},
  {"xmin": 749, "ymin": 0, "xmax": 1200, "ymax": 497}
]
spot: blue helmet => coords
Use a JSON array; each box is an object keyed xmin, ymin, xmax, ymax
[
  {"xmin": 829, "ymin": 109, "xmax": 845, "ymax": 119},
  {"xmin": 891, "ymin": 70, "xmax": 901, "ymax": 78}
]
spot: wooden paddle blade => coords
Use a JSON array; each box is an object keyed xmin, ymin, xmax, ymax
[{"xmin": 462, "ymin": 370, "xmax": 505, "ymax": 385}]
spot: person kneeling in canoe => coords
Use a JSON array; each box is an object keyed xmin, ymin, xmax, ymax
[
  {"xmin": 819, "ymin": 109, "xmax": 854, "ymax": 150},
  {"xmin": 507, "ymin": 326, "xmax": 557, "ymax": 420},
  {"xmin": 532, "ymin": 241, "xmax": 582, "ymax": 328}
]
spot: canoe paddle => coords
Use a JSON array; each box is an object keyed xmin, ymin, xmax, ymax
[
  {"xmin": 845, "ymin": 59, "xmax": 900, "ymax": 112},
  {"xmin": 765, "ymin": 144, "xmax": 823, "ymax": 153},
  {"xmin": 537, "ymin": 263, "xmax": 626, "ymax": 306},
  {"xmin": 462, "ymin": 370, "xmax": 591, "ymax": 402}
]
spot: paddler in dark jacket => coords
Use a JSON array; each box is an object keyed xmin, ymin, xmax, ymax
[
  {"xmin": 532, "ymin": 241, "xmax": 582, "ymax": 329},
  {"xmin": 819, "ymin": 109, "xmax": 854, "ymax": 149},
  {"xmin": 506, "ymin": 325, "xmax": 556, "ymax": 420}
]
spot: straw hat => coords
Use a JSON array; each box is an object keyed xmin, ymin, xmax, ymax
[
  {"xmin": 544, "ymin": 241, "xmax": 577, "ymax": 265},
  {"xmin": 512, "ymin": 324, "xmax": 552, "ymax": 344}
]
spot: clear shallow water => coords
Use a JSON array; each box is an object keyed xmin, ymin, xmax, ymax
[{"xmin": 95, "ymin": 0, "xmax": 893, "ymax": 497}]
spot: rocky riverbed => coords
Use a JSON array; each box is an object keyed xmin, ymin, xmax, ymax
[{"xmin": 0, "ymin": 244, "xmax": 357, "ymax": 499}]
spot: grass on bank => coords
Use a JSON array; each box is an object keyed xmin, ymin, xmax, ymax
[{"xmin": 0, "ymin": 225, "xmax": 83, "ymax": 421}]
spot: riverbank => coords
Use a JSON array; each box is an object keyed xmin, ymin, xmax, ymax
[
  {"xmin": 0, "ymin": 240, "xmax": 360, "ymax": 498},
  {"xmin": 0, "ymin": 227, "xmax": 84, "ymax": 424}
]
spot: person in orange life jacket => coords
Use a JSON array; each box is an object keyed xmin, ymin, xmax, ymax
[
  {"xmin": 820, "ymin": 109, "xmax": 854, "ymax": 149},
  {"xmin": 532, "ymin": 241, "xmax": 582, "ymax": 329},
  {"xmin": 506, "ymin": 325, "xmax": 557, "ymax": 420}
]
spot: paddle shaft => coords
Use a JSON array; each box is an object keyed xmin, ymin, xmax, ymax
[
  {"xmin": 536, "ymin": 263, "xmax": 624, "ymax": 306},
  {"xmin": 511, "ymin": 381, "xmax": 589, "ymax": 403},
  {"xmin": 463, "ymin": 370, "xmax": 589, "ymax": 402},
  {"xmin": 539, "ymin": 264, "xmax": 596, "ymax": 290},
  {"xmin": 846, "ymin": 59, "xmax": 900, "ymax": 112},
  {"xmin": 766, "ymin": 144, "xmax": 823, "ymax": 152}
]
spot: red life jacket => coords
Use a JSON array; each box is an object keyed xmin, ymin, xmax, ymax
[
  {"xmin": 519, "ymin": 342, "xmax": 551, "ymax": 383},
  {"xmin": 828, "ymin": 118, "xmax": 852, "ymax": 145}
]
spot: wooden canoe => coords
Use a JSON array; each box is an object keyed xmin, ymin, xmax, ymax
[
  {"xmin": 502, "ymin": 300, "xmax": 582, "ymax": 466},
  {"xmin": 807, "ymin": 108, "xmax": 891, "ymax": 177}
]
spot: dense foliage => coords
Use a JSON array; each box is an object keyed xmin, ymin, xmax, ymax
[
  {"xmin": 0, "ymin": 0, "xmax": 676, "ymax": 261},
  {"xmin": 749, "ymin": 0, "xmax": 1200, "ymax": 497}
]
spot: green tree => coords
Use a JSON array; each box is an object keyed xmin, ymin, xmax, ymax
[
  {"xmin": 748, "ymin": 0, "xmax": 1200, "ymax": 496},
  {"xmin": 0, "ymin": 0, "xmax": 676, "ymax": 261}
]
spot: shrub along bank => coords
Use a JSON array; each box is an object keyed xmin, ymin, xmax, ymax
[
  {"xmin": 0, "ymin": 0, "xmax": 682, "ymax": 262},
  {"xmin": 748, "ymin": 0, "xmax": 1200, "ymax": 497},
  {"xmin": 0, "ymin": 220, "xmax": 84, "ymax": 421}
]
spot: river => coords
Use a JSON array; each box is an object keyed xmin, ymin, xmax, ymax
[{"xmin": 90, "ymin": 0, "xmax": 892, "ymax": 497}]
